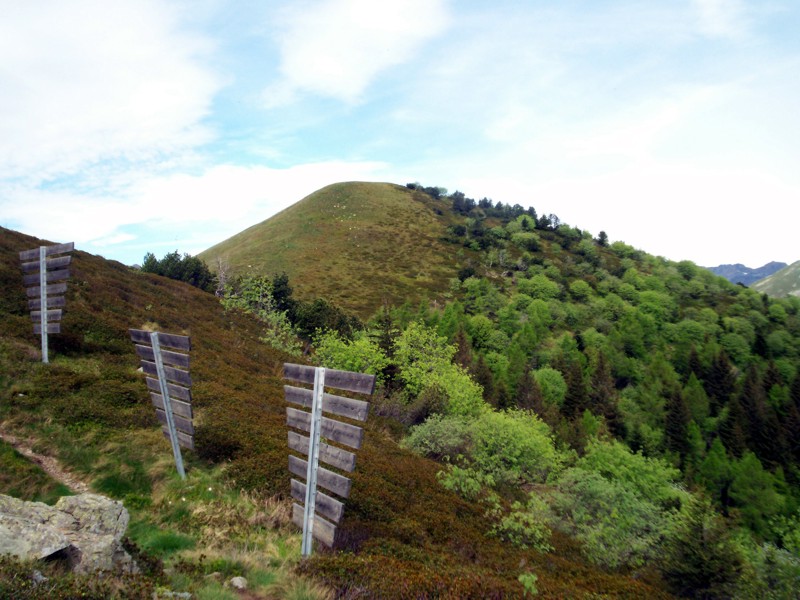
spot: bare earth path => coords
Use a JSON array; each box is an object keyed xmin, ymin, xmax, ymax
[{"xmin": 0, "ymin": 426, "xmax": 91, "ymax": 494}]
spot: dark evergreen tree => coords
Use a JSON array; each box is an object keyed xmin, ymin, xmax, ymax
[
  {"xmin": 665, "ymin": 388, "xmax": 691, "ymax": 466},
  {"xmin": 471, "ymin": 354, "xmax": 496, "ymax": 406},
  {"xmin": 739, "ymin": 364, "xmax": 786, "ymax": 468},
  {"xmin": 588, "ymin": 352, "xmax": 623, "ymax": 437},
  {"xmin": 687, "ymin": 345, "xmax": 705, "ymax": 382},
  {"xmin": 661, "ymin": 496, "xmax": 744, "ymax": 599},
  {"xmin": 705, "ymin": 350, "xmax": 735, "ymax": 415},
  {"xmin": 561, "ymin": 361, "xmax": 587, "ymax": 418},
  {"xmin": 515, "ymin": 368, "xmax": 541, "ymax": 411},
  {"xmin": 720, "ymin": 397, "xmax": 748, "ymax": 458},
  {"xmin": 270, "ymin": 271, "xmax": 297, "ymax": 317},
  {"xmin": 452, "ymin": 326, "xmax": 473, "ymax": 370}
]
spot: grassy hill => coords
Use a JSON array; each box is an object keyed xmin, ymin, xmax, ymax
[
  {"xmin": 200, "ymin": 182, "xmax": 476, "ymax": 318},
  {"xmin": 1, "ymin": 226, "xmax": 670, "ymax": 598},
  {"xmin": 751, "ymin": 259, "xmax": 800, "ymax": 298}
]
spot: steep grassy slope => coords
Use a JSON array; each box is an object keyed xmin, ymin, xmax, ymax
[
  {"xmin": 0, "ymin": 226, "xmax": 672, "ymax": 598},
  {"xmin": 751, "ymin": 259, "xmax": 800, "ymax": 297},
  {"xmin": 200, "ymin": 182, "xmax": 474, "ymax": 318}
]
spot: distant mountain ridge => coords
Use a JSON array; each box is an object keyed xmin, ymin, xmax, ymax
[{"xmin": 706, "ymin": 261, "xmax": 787, "ymax": 285}]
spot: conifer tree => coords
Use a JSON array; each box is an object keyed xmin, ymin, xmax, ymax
[
  {"xmin": 687, "ymin": 345, "xmax": 705, "ymax": 383},
  {"xmin": 720, "ymin": 397, "xmax": 748, "ymax": 459},
  {"xmin": 705, "ymin": 349, "xmax": 735, "ymax": 415},
  {"xmin": 661, "ymin": 496, "xmax": 744, "ymax": 598},
  {"xmin": 562, "ymin": 361, "xmax": 588, "ymax": 418},
  {"xmin": 665, "ymin": 388, "xmax": 691, "ymax": 465}
]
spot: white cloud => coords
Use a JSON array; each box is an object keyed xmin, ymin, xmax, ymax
[
  {"xmin": 691, "ymin": 0, "xmax": 749, "ymax": 38},
  {"xmin": 0, "ymin": 0, "xmax": 221, "ymax": 181},
  {"xmin": 265, "ymin": 0, "xmax": 450, "ymax": 105},
  {"xmin": 3, "ymin": 161, "xmax": 394, "ymax": 263}
]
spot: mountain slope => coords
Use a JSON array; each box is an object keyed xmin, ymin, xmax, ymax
[
  {"xmin": 707, "ymin": 261, "xmax": 787, "ymax": 285},
  {"xmin": 1, "ymin": 226, "xmax": 670, "ymax": 598},
  {"xmin": 200, "ymin": 182, "xmax": 475, "ymax": 318},
  {"xmin": 751, "ymin": 260, "xmax": 800, "ymax": 297}
]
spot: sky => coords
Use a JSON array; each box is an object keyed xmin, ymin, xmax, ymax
[{"xmin": 2, "ymin": 0, "xmax": 799, "ymax": 269}]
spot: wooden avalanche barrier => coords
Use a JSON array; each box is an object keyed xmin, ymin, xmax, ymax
[
  {"xmin": 130, "ymin": 329, "xmax": 193, "ymax": 478},
  {"xmin": 283, "ymin": 363, "xmax": 375, "ymax": 556},
  {"xmin": 19, "ymin": 242, "xmax": 74, "ymax": 363}
]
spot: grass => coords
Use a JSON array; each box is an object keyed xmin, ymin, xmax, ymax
[
  {"xmin": 200, "ymin": 182, "xmax": 477, "ymax": 318},
  {"xmin": 0, "ymin": 439, "xmax": 73, "ymax": 504},
  {"xmin": 0, "ymin": 225, "xmax": 675, "ymax": 598}
]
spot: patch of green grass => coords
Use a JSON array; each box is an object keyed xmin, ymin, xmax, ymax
[
  {"xmin": 0, "ymin": 439, "xmax": 73, "ymax": 504},
  {"xmin": 248, "ymin": 568, "xmax": 278, "ymax": 589},
  {"xmin": 128, "ymin": 519, "xmax": 195, "ymax": 558},
  {"xmin": 195, "ymin": 582, "xmax": 239, "ymax": 600}
]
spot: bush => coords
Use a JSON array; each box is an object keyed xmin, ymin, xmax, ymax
[
  {"xmin": 551, "ymin": 468, "xmax": 672, "ymax": 569},
  {"xmin": 404, "ymin": 410, "xmax": 561, "ymax": 487}
]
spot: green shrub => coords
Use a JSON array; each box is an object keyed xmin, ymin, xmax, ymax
[
  {"xmin": 404, "ymin": 410, "xmax": 561, "ymax": 487},
  {"xmin": 551, "ymin": 468, "xmax": 673, "ymax": 569}
]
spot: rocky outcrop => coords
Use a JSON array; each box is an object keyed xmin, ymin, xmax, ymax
[{"xmin": 0, "ymin": 493, "xmax": 137, "ymax": 574}]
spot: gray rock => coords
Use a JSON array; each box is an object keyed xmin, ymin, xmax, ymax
[
  {"xmin": 229, "ymin": 576, "xmax": 248, "ymax": 590},
  {"xmin": 0, "ymin": 493, "xmax": 137, "ymax": 574}
]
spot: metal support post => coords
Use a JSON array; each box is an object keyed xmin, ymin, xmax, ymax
[
  {"xmin": 301, "ymin": 366, "xmax": 325, "ymax": 557},
  {"xmin": 151, "ymin": 332, "xmax": 186, "ymax": 479},
  {"xmin": 39, "ymin": 246, "xmax": 48, "ymax": 364}
]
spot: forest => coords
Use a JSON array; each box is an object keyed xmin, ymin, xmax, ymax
[{"xmin": 206, "ymin": 185, "xmax": 800, "ymax": 599}]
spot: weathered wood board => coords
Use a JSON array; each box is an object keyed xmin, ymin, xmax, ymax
[
  {"xmin": 283, "ymin": 363, "xmax": 376, "ymax": 395},
  {"xmin": 286, "ymin": 406, "xmax": 364, "ymax": 450},
  {"xmin": 130, "ymin": 329, "xmax": 195, "ymax": 462},
  {"xmin": 284, "ymin": 363, "xmax": 375, "ymax": 552},
  {"xmin": 291, "ymin": 503, "xmax": 336, "ymax": 548},
  {"xmin": 18, "ymin": 242, "xmax": 74, "ymax": 261}
]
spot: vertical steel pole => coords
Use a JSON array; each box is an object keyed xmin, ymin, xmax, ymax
[
  {"xmin": 39, "ymin": 246, "xmax": 48, "ymax": 364},
  {"xmin": 151, "ymin": 332, "xmax": 186, "ymax": 479},
  {"xmin": 301, "ymin": 366, "xmax": 325, "ymax": 557}
]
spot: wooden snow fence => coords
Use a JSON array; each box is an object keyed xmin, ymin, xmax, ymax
[
  {"xmin": 129, "ymin": 329, "xmax": 193, "ymax": 478},
  {"xmin": 19, "ymin": 242, "xmax": 74, "ymax": 363},
  {"xmin": 283, "ymin": 363, "xmax": 376, "ymax": 556}
]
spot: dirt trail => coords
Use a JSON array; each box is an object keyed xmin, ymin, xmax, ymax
[{"xmin": 0, "ymin": 426, "xmax": 91, "ymax": 494}]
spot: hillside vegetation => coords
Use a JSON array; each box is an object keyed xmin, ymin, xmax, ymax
[
  {"xmin": 0, "ymin": 226, "xmax": 669, "ymax": 598},
  {"xmin": 199, "ymin": 181, "xmax": 800, "ymax": 598},
  {"xmin": 200, "ymin": 182, "xmax": 477, "ymax": 318}
]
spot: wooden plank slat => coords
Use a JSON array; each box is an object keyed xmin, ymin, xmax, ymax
[
  {"xmin": 135, "ymin": 344, "xmax": 190, "ymax": 369},
  {"xmin": 287, "ymin": 431, "xmax": 356, "ymax": 473},
  {"xmin": 291, "ymin": 479, "xmax": 345, "ymax": 524},
  {"xmin": 30, "ymin": 309, "xmax": 63, "ymax": 322},
  {"xmin": 283, "ymin": 363, "xmax": 376, "ymax": 395},
  {"xmin": 26, "ymin": 282, "xmax": 67, "ymax": 298},
  {"xmin": 28, "ymin": 296, "xmax": 66, "ymax": 310},
  {"xmin": 146, "ymin": 377, "xmax": 191, "ymax": 402},
  {"xmin": 155, "ymin": 408, "xmax": 195, "ymax": 436},
  {"xmin": 284, "ymin": 385, "xmax": 369, "ymax": 422},
  {"xmin": 291, "ymin": 503, "xmax": 336, "ymax": 548},
  {"xmin": 140, "ymin": 360, "xmax": 192, "ymax": 387},
  {"xmin": 22, "ymin": 268, "xmax": 70, "ymax": 286},
  {"xmin": 19, "ymin": 242, "xmax": 74, "ymax": 261},
  {"xmin": 286, "ymin": 407, "xmax": 364, "ymax": 450},
  {"xmin": 150, "ymin": 393, "xmax": 193, "ymax": 420},
  {"xmin": 288, "ymin": 455, "xmax": 351, "ymax": 499},
  {"xmin": 33, "ymin": 323, "xmax": 60, "ymax": 335},
  {"xmin": 20, "ymin": 255, "xmax": 72, "ymax": 273},
  {"xmin": 161, "ymin": 427, "xmax": 194, "ymax": 450},
  {"xmin": 129, "ymin": 329, "xmax": 191, "ymax": 351}
]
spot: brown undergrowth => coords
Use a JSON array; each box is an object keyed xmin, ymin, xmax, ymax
[{"xmin": 0, "ymin": 226, "xmax": 673, "ymax": 598}]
